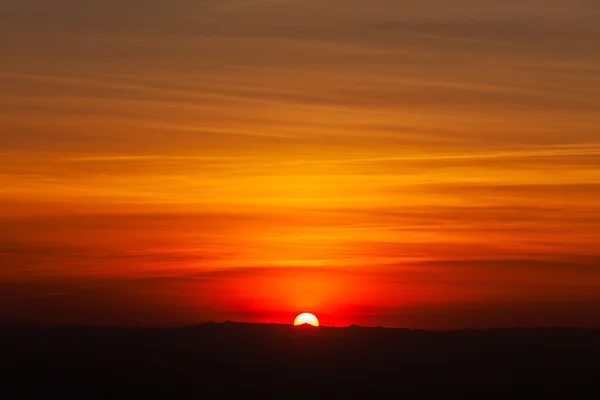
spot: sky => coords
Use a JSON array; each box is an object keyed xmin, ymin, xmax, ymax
[{"xmin": 1, "ymin": 0, "xmax": 599, "ymax": 329}]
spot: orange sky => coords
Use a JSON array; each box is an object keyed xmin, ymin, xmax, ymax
[{"xmin": 1, "ymin": 0, "xmax": 600, "ymax": 328}]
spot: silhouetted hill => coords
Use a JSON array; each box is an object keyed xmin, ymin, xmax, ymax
[{"xmin": 1, "ymin": 323, "xmax": 599, "ymax": 396}]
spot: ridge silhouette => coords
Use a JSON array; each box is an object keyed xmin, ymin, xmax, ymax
[{"xmin": 1, "ymin": 322, "xmax": 599, "ymax": 396}]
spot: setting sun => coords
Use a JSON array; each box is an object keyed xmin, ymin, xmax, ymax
[{"xmin": 294, "ymin": 313, "xmax": 319, "ymax": 327}]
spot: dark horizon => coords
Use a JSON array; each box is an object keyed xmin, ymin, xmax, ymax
[
  {"xmin": 4, "ymin": 318, "xmax": 600, "ymax": 332},
  {"xmin": 3, "ymin": 322, "xmax": 600, "ymax": 395}
]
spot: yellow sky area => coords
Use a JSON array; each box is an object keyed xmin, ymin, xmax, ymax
[
  {"xmin": 2, "ymin": 144, "xmax": 599, "ymax": 206},
  {"xmin": 2, "ymin": 143, "xmax": 599, "ymax": 274}
]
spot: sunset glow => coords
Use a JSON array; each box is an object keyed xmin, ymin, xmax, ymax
[{"xmin": 1, "ymin": 0, "xmax": 599, "ymax": 330}]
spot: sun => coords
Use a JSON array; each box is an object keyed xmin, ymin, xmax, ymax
[{"xmin": 294, "ymin": 312, "xmax": 319, "ymax": 327}]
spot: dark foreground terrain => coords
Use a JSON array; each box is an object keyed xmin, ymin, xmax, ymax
[{"xmin": 2, "ymin": 323, "xmax": 600, "ymax": 396}]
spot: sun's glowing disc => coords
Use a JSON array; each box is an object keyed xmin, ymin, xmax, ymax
[{"xmin": 294, "ymin": 313, "xmax": 319, "ymax": 327}]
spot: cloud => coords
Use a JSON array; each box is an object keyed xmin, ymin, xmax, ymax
[{"xmin": 2, "ymin": 0, "xmax": 599, "ymax": 154}]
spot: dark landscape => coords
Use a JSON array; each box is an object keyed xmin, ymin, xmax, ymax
[{"xmin": 2, "ymin": 323, "xmax": 600, "ymax": 395}]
